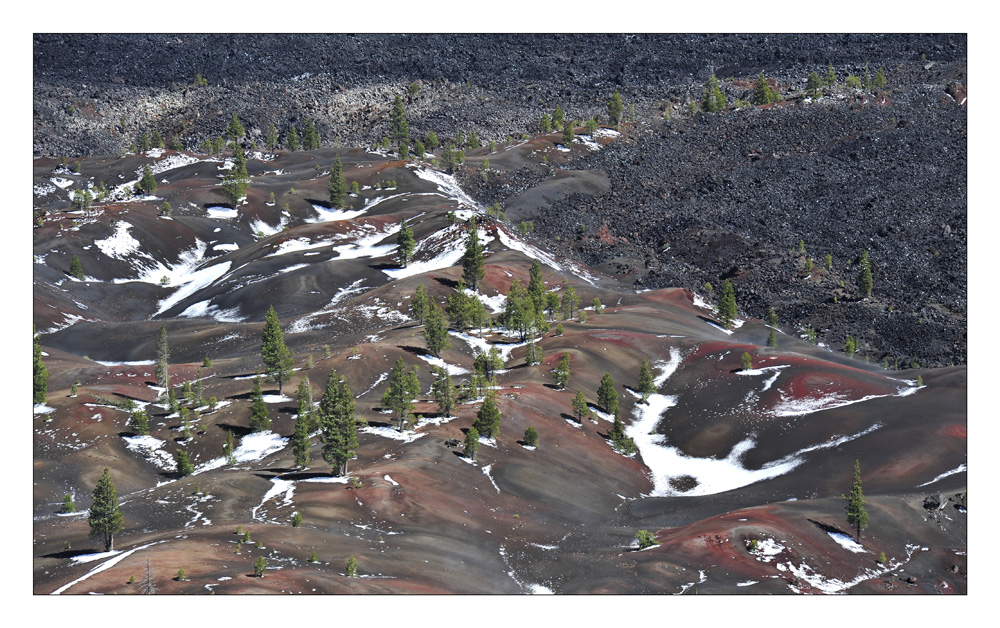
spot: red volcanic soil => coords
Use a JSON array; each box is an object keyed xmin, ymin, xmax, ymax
[{"xmin": 33, "ymin": 146, "xmax": 965, "ymax": 595}]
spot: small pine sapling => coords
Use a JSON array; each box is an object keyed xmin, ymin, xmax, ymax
[
  {"xmin": 524, "ymin": 426, "xmax": 538, "ymax": 447},
  {"xmin": 636, "ymin": 530, "xmax": 660, "ymax": 549}
]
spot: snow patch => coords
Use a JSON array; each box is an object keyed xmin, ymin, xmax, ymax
[
  {"xmin": 122, "ymin": 435, "xmax": 176, "ymax": 471},
  {"xmin": 828, "ymin": 532, "xmax": 868, "ymax": 553},
  {"xmin": 94, "ymin": 221, "xmax": 141, "ymax": 259}
]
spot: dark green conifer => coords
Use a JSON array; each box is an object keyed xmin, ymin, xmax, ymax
[
  {"xmin": 473, "ymin": 389, "xmax": 502, "ymax": 438},
  {"xmin": 608, "ymin": 90, "xmax": 624, "ymax": 127},
  {"xmin": 88, "ymin": 468, "xmax": 124, "ymax": 551},
  {"xmin": 261, "ymin": 305, "xmax": 294, "ymax": 395},
  {"xmin": 33, "ymin": 326, "xmax": 48, "ymax": 404},
  {"xmin": 397, "ymin": 218, "xmax": 415, "ymax": 267},
  {"xmin": 248, "ymin": 375, "xmax": 270, "ymax": 432},
  {"xmin": 844, "ymin": 460, "xmax": 869, "ymax": 542},
  {"xmin": 461, "ymin": 219, "xmax": 485, "ymax": 291},
  {"xmin": 597, "ymin": 372, "xmax": 619, "ymax": 417},
  {"xmin": 328, "ymin": 155, "xmax": 347, "ymax": 209}
]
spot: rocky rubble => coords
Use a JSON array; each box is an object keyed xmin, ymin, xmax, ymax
[{"xmin": 32, "ymin": 33, "xmax": 966, "ymax": 366}]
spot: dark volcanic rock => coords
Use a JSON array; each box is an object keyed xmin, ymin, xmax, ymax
[{"xmin": 32, "ymin": 33, "xmax": 967, "ymax": 367}]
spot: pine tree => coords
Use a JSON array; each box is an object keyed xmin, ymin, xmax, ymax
[
  {"xmin": 638, "ymin": 358, "xmax": 656, "ymax": 402},
  {"xmin": 33, "ymin": 326, "xmax": 48, "ymax": 404},
  {"xmin": 751, "ymin": 72, "xmax": 780, "ymax": 105},
  {"xmin": 129, "ymin": 409, "xmax": 149, "ymax": 436},
  {"xmin": 551, "ymin": 106, "xmax": 565, "ymax": 131},
  {"xmin": 222, "ymin": 144, "xmax": 249, "ymax": 206},
  {"xmin": 766, "ymin": 307, "xmax": 778, "ymax": 327},
  {"xmin": 425, "ymin": 131, "xmax": 439, "ymax": 152},
  {"xmin": 608, "ymin": 415, "xmax": 636, "ymax": 454},
  {"xmin": 286, "ymin": 126, "xmax": 300, "ymax": 151},
  {"xmin": 562, "ymin": 121, "xmax": 574, "ymax": 146},
  {"xmin": 859, "ymin": 250, "xmax": 874, "ymax": 298},
  {"xmin": 226, "ymin": 113, "xmax": 246, "ymax": 143},
  {"xmin": 391, "ymin": 94, "xmax": 409, "ymax": 143},
  {"xmin": 328, "ymin": 155, "xmax": 347, "ymax": 209},
  {"xmin": 844, "ymin": 459, "xmax": 869, "ymax": 542},
  {"xmin": 608, "ymin": 90, "xmax": 624, "ymax": 127},
  {"xmin": 223, "ymin": 429, "xmax": 237, "ymax": 465},
  {"xmin": 411, "ymin": 283, "xmax": 430, "ymax": 324},
  {"xmin": 261, "ymin": 305, "xmax": 294, "ymax": 395},
  {"xmin": 382, "ymin": 357, "xmax": 418, "ymax": 431},
  {"xmin": 524, "ymin": 338, "xmax": 540, "ymax": 366},
  {"xmin": 397, "ymin": 217, "xmax": 415, "ymax": 267},
  {"xmin": 473, "ymin": 389, "xmax": 502, "ymax": 438},
  {"xmin": 431, "ymin": 366, "xmax": 457, "ymax": 418},
  {"xmin": 527, "ymin": 260, "xmax": 546, "ymax": 312},
  {"xmin": 292, "ymin": 406, "xmax": 312, "ymax": 469},
  {"xmin": 296, "ymin": 376, "xmax": 316, "ymax": 432},
  {"xmin": 702, "ymin": 75, "xmax": 726, "ymax": 113},
  {"xmin": 741, "ymin": 352, "xmax": 753, "ymax": 371},
  {"xmin": 138, "ymin": 164, "xmax": 157, "ymax": 196},
  {"xmin": 560, "ymin": 286, "xmax": 579, "ymax": 320},
  {"xmin": 806, "ymin": 71, "xmax": 822, "ymax": 97},
  {"xmin": 461, "ymin": 219, "xmax": 485, "ymax": 291},
  {"xmin": 346, "ymin": 555, "xmax": 359, "ymax": 578},
  {"xmin": 448, "ymin": 279, "xmax": 473, "ymax": 331},
  {"xmin": 175, "ymin": 449, "xmax": 194, "ymax": 477},
  {"xmin": 254, "ymin": 556, "xmax": 267, "ymax": 577},
  {"xmin": 423, "ymin": 302, "xmax": 451, "ymax": 357},
  {"xmin": 718, "ymin": 279, "xmax": 738, "ymax": 329},
  {"xmin": 598, "ymin": 372, "xmax": 619, "ymax": 417},
  {"xmin": 524, "ymin": 426, "xmax": 538, "ymax": 447},
  {"xmin": 249, "ymin": 375, "xmax": 270, "ymax": 432},
  {"xmin": 500, "ymin": 278, "xmax": 536, "ymax": 341},
  {"xmin": 824, "ymin": 62, "xmax": 838, "ymax": 88},
  {"xmin": 553, "ymin": 352, "xmax": 571, "ymax": 389},
  {"xmin": 540, "ymin": 113, "xmax": 552, "ymax": 133},
  {"xmin": 88, "ymin": 468, "xmax": 124, "ymax": 551},
  {"xmin": 302, "ymin": 117, "xmax": 319, "ymax": 150},
  {"xmin": 61, "ymin": 493, "xmax": 76, "ymax": 513},
  {"xmin": 266, "ymin": 124, "xmax": 279, "ymax": 150},
  {"xmin": 320, "ymin": 371, "xmax": 358, "ymax": 475},
  {"xmin": 545, "ymin": 292, "xmax": 560, "ymax": 320},
  {"xmin": 845, "ymin": 335, "xmax": 856, "ymax": 357},
  {"xmin": 464, "ymin": 426, "xmax": 480, "ymax": 460},
  {"xmin": 873, "ymin": 67, "xmax": 887, "ymax": 90},
  {"xmin": 572, "ymin": 390, "xmax": 591, "ymax": 423},
  {"xmin": 69, "ymin": 254, "xmax": 84, "ymax": 280},
  {"xmin": 767, "ymin": 329, "xmax": 779, "ymax": 348},
  {"xmin": 636, "ymin": 530, "xmax": 660, "ymax": 549}
]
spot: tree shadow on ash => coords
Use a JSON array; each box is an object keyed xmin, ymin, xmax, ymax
[
  {"xmin": 561, "ymin": 413, "xmax": 582, "ymax": 426},
  {"xmin": 808, "ymin": 518, "xmax": 852, "ymax": 537},
  {"xmin": 274, "ymin": 471, "xmax": 345, "ymax": 481},
  {"xmin": 433, "ymin": 277, "xmax": 459, "ymax": 290},
  {"xmin": 305, "ymin": 198, "xmax": 331, "ymax": 209},
  {"xmin": 41, "ymin": 549, "xmax": 101, "ymax": 560},
  {"xmin": 216, "ymin": 423, "xmax": 254, "ymax": 438},
  {"xmin": 398, "ymin": 345, "xmax": 428, "ymax": 357}
]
